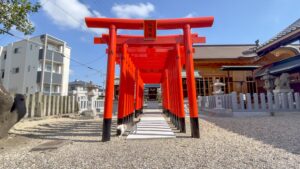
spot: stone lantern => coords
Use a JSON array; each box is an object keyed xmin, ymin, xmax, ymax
[
  {"xmin": 261, "ymin": 71, "xmax": 276, "ymax": 93},
  {"xmin": 85, "ymin": 82, "xmax": 99, "ymax": 116},
  {"xmin": 213, "ymin": 79, "xmax": 225, "ymax": 109}
]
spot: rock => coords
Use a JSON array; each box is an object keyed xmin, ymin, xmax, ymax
[
  {"xmin": 80, "ymin": 110, "xmax": 96, "ymax": 119},
  {"xmin": 0, "ymin": 82, "xmax": 26, "ymax": 139}
]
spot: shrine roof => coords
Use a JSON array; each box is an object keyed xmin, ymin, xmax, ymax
[
  {"xmin": 193, "ymin": 44, "xmax": 257, "ymax": 59},
  {"xmin": 256, "ymin": 18, "xmax": 300, "ymax": 56}
]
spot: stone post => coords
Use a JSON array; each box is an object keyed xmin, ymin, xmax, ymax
[
  {"xmin": 24, "ymin": 95, "xmax": 30, "ymax": 118},
  {"xmin": 239, "ymin": 93, "xmax": 245, "ymax": 111},
  {"xmin": 59, "ymin": 96, "xmax": 64, "ymax": 115},
  {"xmin": 295, "ymin": 93, "xmax": 300, "ymax": 110},
  {"xmin": 231, "ymin": 92, "xmax": 238, "ymax": 111},
  {"xmin": 246, "ymin": 93, "xmax": 252, "ymax": 111},
  {"xmin": 288, "ymin": 92, "xmax": 294, "ymax": 110},
  {"xmin": 42, "ymin": 95, "xmax": 47, "ymax": 117},
  {"xmin": 55, "ymin": 96, "xmax": 59, "ymax": 115},
  {"xmin": 34, "ymin": 92, "xmax": 43, "ymax": 117},
  {"xmin": 63, "ymin": 96, "xmax": 67, "ymax": 114},
  {"xmin": 253, "ymin": 93, "xmax": 259, "ymax": 111},
  {"xmin": 260, "ymin": 93, "xmax": 266, "ymax": 110},
  {"xmin": 267, "ymin": 92, "xmax": 273, "ymax": 111},
  {"xmin": 28, "ymin": 94, "xmax": 35, "ymax": 117}
]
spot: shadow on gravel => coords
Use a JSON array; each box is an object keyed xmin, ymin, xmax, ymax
[
  {"xmin": 201, "ymin": 115, "xmax": 300, "ymax": 155},
  {"xmin": 11, "ymin": 119, "xmax": 118, "ymax": 143}
]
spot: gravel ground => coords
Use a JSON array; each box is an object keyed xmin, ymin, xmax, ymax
[{"xmin": 0, "ymin": 114, "xmax": 300, "ymax": 169}]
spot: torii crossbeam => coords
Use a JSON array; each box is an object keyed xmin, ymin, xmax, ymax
[{"xmin": 85, "ymin": 17, "xmax": 214, "ymax": 142}]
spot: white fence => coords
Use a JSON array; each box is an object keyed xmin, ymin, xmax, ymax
[
  {"xmin": 198, "ymin": 92, "xmax": 300, "ymax": 113},
  {"xmin": 78, "ymin": 99, "xmax": 104, "ymax": 113}
]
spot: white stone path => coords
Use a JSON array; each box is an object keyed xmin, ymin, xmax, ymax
[{"xmin": 127, "ymin": 108, "xmax": 176, "ymax": 140}]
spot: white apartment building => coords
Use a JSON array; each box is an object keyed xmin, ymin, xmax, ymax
[{"xmin": 0, "ymin": 34, "xmax": 71, "ymax": 96}]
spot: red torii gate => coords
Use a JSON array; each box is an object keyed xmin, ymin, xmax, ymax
[{"xmin": 85, "ymin": 17, "xmax": 214, "ymax": 141}]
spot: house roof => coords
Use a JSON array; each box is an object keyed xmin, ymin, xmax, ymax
[
  {"xmin": 220, "ymin": 65, "xmax": 260, "ymax": 71},
  {"xmin": 69, "ymin": 80, "xmax": 100, "ymax": 89},
  {"xmin": 193, "ymin": 44, "xmax": 257, "ymax": 59},
  {"xmin": 255, "ymin": 54, "xmax": 300, "ymax": 77},
  {"xmin": 256, "ymin": 18, "xmax": 300, "ymax": 55}
]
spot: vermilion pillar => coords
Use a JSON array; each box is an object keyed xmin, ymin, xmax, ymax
[
  {"xmin": 165, "ymin": 70, "xmax": 170, "ymax": 115},
  {"xmin": 102, "ymin": 25, "xmax": 117, "ymax": 142},
  {"xmin": 175, "ymin": 44, "xmax": 186, "ymax": 133},
  {"xmin": 184, "ymin": 24, "xmax": 200, "ymax": 138},
  {"xmin": 117, "ymin": 44, "xmax": 127, "ymax": 125},
  {"xmin": 135, "ymin": 69, "xmax": 140, "ymax": 117}
]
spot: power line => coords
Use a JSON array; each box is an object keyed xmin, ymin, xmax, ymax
[
  {"xmin": 38, "ymin": 0, "xmax": 108, "ymax": 73},
  {"xmin": 0, "ymin": 28, "xmax": 104, "ymax": 75},
  {"xmin": 71, "ymin": 55, "xmax": 106, "ymax": 67}
]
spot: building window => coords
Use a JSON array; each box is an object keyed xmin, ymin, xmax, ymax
[
  {"xmin": 26, "ymin": 87, "xmax": 29, "ymax": 93},
  {"xmin": 45, "ymin": 64, "xmax": 52, "ymax": 72},
  {"xmin": 52, "ymin": 63, "xmax": 62, "ymax": 74},
  {"xmin": 14, "ymin": 48, "xmax": 19, "ymax": 54},
  {"xmin": 53, "ymin": 85, "xmax": 61, "ymax": 93},
  {"xmin": 44, "ymin": 84, "xmax": 50, "ymax": 93},
  {"xmin": 1, "ymin": 70, "xmax": 4, "ymax": 79},
  {"xmin": 37, "ymin": 62, "xmax": 42, "ymax": 71},
  {"xmin": 3, "ymin": 51, "xmax": 7, "ymax": 60},
  {"xmin": 12, "ymin": 67, "xmax": 20, "ymax": 74}
]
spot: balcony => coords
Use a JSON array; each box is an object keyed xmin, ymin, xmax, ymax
[
  {"xmin": 39, "ymin": 49, "xmax": 64, "ymax": 63},
  {"xmin": 37, "ymin": 71, "xmax": 62, "ymax": 84}
]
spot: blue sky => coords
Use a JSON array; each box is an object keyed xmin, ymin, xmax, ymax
[{"xmin": 0, "ymin": 0, "xmax": 299, "ymax": 87}]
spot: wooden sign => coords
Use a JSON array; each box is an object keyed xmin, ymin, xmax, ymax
[{"xmin": 144, "ymin": 20, "xmax": 157, "ymax": 40}]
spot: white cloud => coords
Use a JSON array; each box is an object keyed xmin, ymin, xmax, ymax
[
  {"xmin": 111, "ymin": 3, "xmax": 155, "ymax": 18},
  {"xmin": 40, "ymin": 0, "xmax": 106, "ymax": 34},
  {"xmin": 185, "ymin": 13, "xmax": 196, "ymax": 18},
  {"xmin": 69, "ymin": 68, "xmax": 74, "ymax": 75}
]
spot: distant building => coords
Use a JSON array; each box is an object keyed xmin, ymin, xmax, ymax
[
  {"xmin": 0, "ymin": 34, "xmax": 71, "ymax": 96},
  {"xmin": 69, "ymin": 80, "xmax": 103, "ymax": 101},
  {"xmin": 69, "ymin": 80, "xmax": 104, "ymax": 113}
]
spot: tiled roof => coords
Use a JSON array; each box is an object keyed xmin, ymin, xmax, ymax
[
  {"xmin": 69, "ymin": 80, "xmax": 100, "ymax": 88},
  {"xmin": 255, "ymin": 54, "xmax": 300, "ymax": 77},
  {"xmin": 193, "ymin": 44, "xmax": 257, "ymax": 59},
  {"xmin": 257, "ymin": 18, "xmax": 300, "ymax": 55}
]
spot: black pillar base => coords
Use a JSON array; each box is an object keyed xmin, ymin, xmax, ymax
[
  {"xmin": 166, "ymin": 110, "xmax": 170, "ymax": 117},
  {"xmin": 190, "ymin": 117, "xmax": 200, "ymax": 138},
  {"xmin": 117, "ymin": 118, "xmax": 123, "ymax": 125},
  {"xmin": 102, "ymin": 118, "xmax": 112, "ymax": 142},
  {"xmin": 131, "ymin": 113, "xmax": 134, "ymax": 124},
  {"xmin": 135, "ymin": 110, "xmax": 139, "ymax": 118},
  {"xmin": 179, "ymin": 117, "xmax": 186, "ymax": 133},
  {"xmin": 175, "ymin": 116, "xmax": 179, "ymax": 129}
]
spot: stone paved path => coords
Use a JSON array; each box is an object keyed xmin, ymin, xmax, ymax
[{"xmin": 127, "ymin": 108, "xmax": 176, "ymax": 140}]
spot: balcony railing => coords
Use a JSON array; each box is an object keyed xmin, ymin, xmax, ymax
[{"xmin": 39, "ymin": 49, "xmax": 64, "ymax": 63}]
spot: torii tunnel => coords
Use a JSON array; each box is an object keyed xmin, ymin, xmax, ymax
[{"xmin": 85, "ymin": 17, "xmax": 214, "ymax": 141}]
